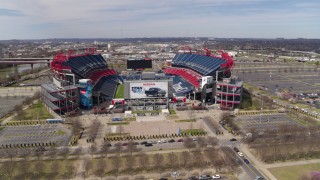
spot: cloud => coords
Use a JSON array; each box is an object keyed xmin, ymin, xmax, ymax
[
  {"xmin": 0, "ymin": 8, "xmax": 23, "ymax": 16},
  {"xmin": 0, "ymin": 0, "xmax": 319, "ymax": 39}
]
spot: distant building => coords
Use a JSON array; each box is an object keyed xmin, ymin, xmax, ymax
[{"xmin": 0, "ymin": 44, "xmax": 3, "ymax": 58}]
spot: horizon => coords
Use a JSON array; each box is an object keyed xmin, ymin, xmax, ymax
[
  {"xmin": 0, "ymin": 0, "xmax": 319, "ymax": 40},
  {"xmin": 1, "ymin": 37, "xmax": 320, "ymax": 42}
]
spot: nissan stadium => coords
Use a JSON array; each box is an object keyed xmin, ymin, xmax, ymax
[{"xmin": 42, "ymin": 48, "xmax": 243, "ymax": 116}]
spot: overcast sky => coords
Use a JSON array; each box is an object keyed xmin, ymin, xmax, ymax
[{"xmin": 0, "ymin": 0, "xmax": 319, "ymax": 40}]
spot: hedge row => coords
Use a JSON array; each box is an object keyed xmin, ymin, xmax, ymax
[
  {"xmin": 5, "ymin": 121, "xmax": 63, "ymax": 126},
  {"xmin": 70, "ymin": 131, "xmax": 83, "ymax": 146},
  {"xmin": 0, "ymin": 141, "xmax": 56, "ymax": 149},
  {"xmin": 236, "ymin": 110, "xmax": 278, "ymax": 116},
  {"xmin": 104, "ymin": 132, "xmax": 208, "ymax": 142}
]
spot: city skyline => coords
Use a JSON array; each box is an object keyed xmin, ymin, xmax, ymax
[{"xmin": 0, "ymin": 0, "xmax": 319, "ymax": 40}]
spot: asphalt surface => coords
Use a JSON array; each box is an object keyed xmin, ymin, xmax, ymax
[
  {"xmin": 236, "ymin": 113, "xmax": 302, "ymax": 133},
  {"xmin": 0, "ymin": 124, "xmax": 72, "ymax": 147},
  {"xmin": 234, "ymin": 64, "xmax": 320, "ymax": 94}
]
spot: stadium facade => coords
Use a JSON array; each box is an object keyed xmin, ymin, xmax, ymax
[
  {"xmin": 164, "ymin": 50, "xmax": 243, "ymax": 109},
  {"xmin": 42, "ymin": 48, "xmax": 243, "ymax": 115}
]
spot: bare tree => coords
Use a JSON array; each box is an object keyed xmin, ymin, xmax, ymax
[
  {"xmin": 16, "ymin": 160, "xmax": 30, "ymax": 179},
  {"xmin": 138, "ymin": 152, "xmax": 150, "ymax": 170},
  {"xmin": 180, "ymin": 151, "xmax": 190, "ymax": 169},
  {"xmin": 50, "ymin": 161, "xmax": 60, "ymax": 179},
  {"xmin": 48, "ymin": 146, "xmax": 58, "ymax": 160},
  {"xmin": 168, "ymin": 152, "xmax": 178, "ymax": 170},
  {"xmin": 94, "ymin": 158, "xmax": 106, "ymax": 179},
  {"xmin": 71, "ymin": 116, "xmax": 83, "ymax": 134},
  {"xmin": 207, "ymin": 137, "xmax": 219, "ymax": 147},
  {"xmin": 89, "ymin": 143, "xmax": 98, "ymax": 157},
  {"xmin": 83, "ymin": 158, "xmax": 93, "ymax": 178},
  {"xmin": 125, "ymin": 155, "xmax": 136, "ymax": 176},
  {"xmin": 112, "ymin": 154, "xmax": 122, "ymax": 179},
  {"xmin": 114, "ymin": 142, "xmax": 123, "ymax": 154},
  {"xmin": 4, "ymin": 148, "xmax": 18, "ymax": 162},
  {"xmin": 63, "ymin": 163, "xmax": 75, "ymax": 179},
  {"xmin": 58, "ymin": 146, "xmax": 70, "ymax": 159},
  {"xmin": 153, "ymin": 153, "xmax": 164, "ymax": 177},
  {"xmin": 127, "ymin": 140, "xmax": 138, "ymax": 155},
  {"xmin": 34, "ymin": 161, "xmax": 46, "ymax": 178},
  {"xmin": 100, "ymin": 141, "xmax": 110, "ymax": 158},
  {"xmin": 35, "ymin": 148, "xmax": 45, "ymax": 160},
  {"xmin": 88, "ymin": 120, "xmax": 101, "ymax": 141},
  {"xmin": 1, "ymin": 161, "xmax": 16, "ymax": 180},
  {"xmin": 197, "ymin": 137, "xmax": 207, "ymax": 148},
  {"xmin": 18, "ymin": 149, "xmax": 31, "ymax": 160},
  {"xmin": 72, "ymin": 146, "xmax": 82, "ymax": 159},
  {"xmin": 183, "ymin": 137, "xmax": 196, "ymax": 150}
]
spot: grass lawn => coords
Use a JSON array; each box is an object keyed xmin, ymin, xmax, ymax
[
  {"xmin": 165, "ymin": 115, "xmax": 179, "ymax": 120},
  {"xmin": 106, "ymin": 133, "xmax": 131, "ymax": 137},
  {"xmin": 132, "ymin": 110, "xmax": 160, "ymax": 114},
  {"xmin": 175, "ymin": 119, "xmax": 196, "ymax": 123},
  {"xmin": 0, "ymin": 127, "xmax": 5, "ymax": 131},
  {"xmin": 55, "ymin": 130, "xmax": 66, "ymax": 135},
  {"xmin": 107, "ymin": 122, "xmax": 130, "ymax": 126},
  {"xmin": 124, "ymin": 117, "xmax": 136, "ymax": 121},
  {"xmin": 181, "ymin": 129, "xmax": 205, "ymax": 134},
  {"xmin": 269, "ymin": 163, "xmax": 320, "ymax": 180},
  {"xmin": 169, "ymin": 109, "xmax": 176, "ymax": 114},
  {"xmin": 12, "ymin": 100, "xmax": 53, "ymax": 121},
  {"xmin": 115, "ymin": 84, "xmax": 124, "ymax": 98}
]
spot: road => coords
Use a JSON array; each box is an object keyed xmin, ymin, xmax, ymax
[{"xmin": 200, "ymin": 116, "xmax": 266, "ymax": 180}]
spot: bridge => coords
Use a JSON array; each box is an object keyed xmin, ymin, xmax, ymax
[{"xmin": 0, "ymin": 57, "xmax": 52, "ymax": 69}]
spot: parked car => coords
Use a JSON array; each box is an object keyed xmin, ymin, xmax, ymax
[
  {"xmin": 230, "ymin": 138, "xmax": 237, "ymax": 141},
  {"xmin": 188, "ymin": 176, "xmax": 198, "ymax": 180},
  {"xmin": 238, "ymin": 152, "xmax": 244, "ymax": 157},
  {"xmin": 234, "ymin": 147, "xmax": 240, "ymax": 152},
  {"xmin": 212, "ymin": 174, "xmax": 221, "ymax": 179},
  {"xmin": 243, "ymin": 158, "xmax": 250, "ymax": 164},
  {"xmin": 254, "ymin": 176, "xmax": 264, "ymax": 180},
  {"xmin": 199, "ymin": 175, "xmax": 211, "ymax": 180},
  {"xmin": 35, "ymin": 147, "xmax": 46, "ymax": 152},
  {"xmin": 168, "ymin": 139, "xmax": 175, "ymax": 143},
  {"xmin": 161, "ymin": 139, "xmax": 167, "ymax": 143},
  {"xmin": 145, "ymin": 143, "xmax": 153, "ymax": 147},
  {"xmin": 140, "ymin": 141, "xmax": 148, "ymax": 145},
  {"xmin": 177, "ymin": 139, "xmax": 183, "ymax": 142}
]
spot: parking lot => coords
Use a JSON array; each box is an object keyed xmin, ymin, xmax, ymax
[
  {"xmin": 0, "ymin": 96, "xmax": 27, "ymax": 118},
  {"xmin": 0, "ymin": 86, "xmax": 41, "ymax": 118},
  {"xmin": 236, "ymin": 114, "xmax": 302, "ymax": 132},
  {"xmin": 234, "ymin": 63, "xmax": 320, "ymax": 94},
  {"xmin": 0, "ymin": 124, "xmax": 72, "ymax": 147}
]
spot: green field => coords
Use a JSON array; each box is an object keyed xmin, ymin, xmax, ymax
[
  {"xmin": 107, "ymin": 122, "xmax": 130, "ymax": 126},
  {"xmin": 12, "ymin": 100, "xmax": 53, "ymax": 121},
  {"xmin": 115, "ymin": 84, "xmax": 124, "ymax": 98},
  {"xmin": 181, "ymin": 129, "xmax": 205, "ymax": 134},
  {"xmin": 175, "ymin": 119, "xmax": 196, "ymax": 123},
  {"xmin": 269, "ymin": 163, "xmax": 320, "ymax": 180}
]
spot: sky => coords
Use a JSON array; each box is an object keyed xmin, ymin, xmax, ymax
[{"xmin": 0, "ymin": 0, "xmax": 319, "ymax": 40}]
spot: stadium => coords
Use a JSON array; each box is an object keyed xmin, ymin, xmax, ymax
[{"xmin": 41, "ymin": 48, "xmax": 243, "ymax": 116}]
